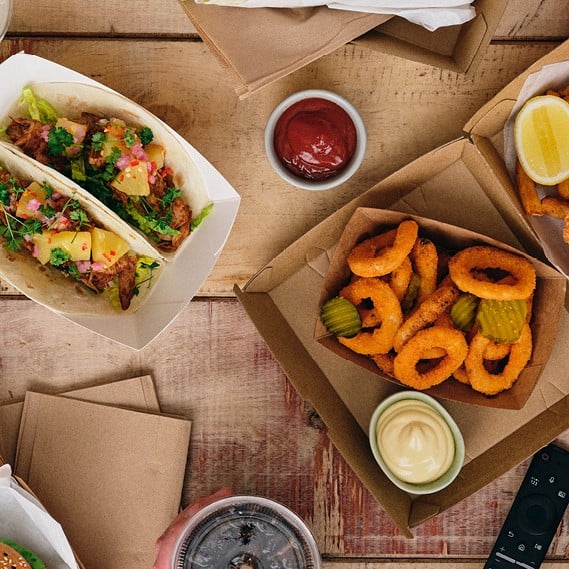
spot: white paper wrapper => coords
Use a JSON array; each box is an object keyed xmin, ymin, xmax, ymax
[
  {"xmin": 193, "ymin": 0, "xmax": 475, "ymax": 31},
  {"xmin": 0, "ymin": 464, "xmax": 79, "ymax": 569},
  {"xmin": 503, "ymin": 60, "xmax": 569, "ymax": 279}
]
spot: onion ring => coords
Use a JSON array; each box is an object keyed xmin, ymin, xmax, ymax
[
  {"xmin": 338, "ymin": 278, "xmax": 403, "ymax": 355},
  {"xmin": 453, "ymin": 341, "xmax": 512, "ymax": 385},
  {"xmin": 410, "ymin": 237, "xmax": 438, "ymax": 304},
  {"xmin": 393, "ymin": 326, "xmax": 468, "ymax": 390},
  {"xmin": 465, "ymin": 324, "xmax": 532, "ymax": 395},
  {"xmin": 389, "ymin": 256, "xmax": 413, "ymax": 301},
  {"xmin": 393, "ymin": 280, "xmax": 460, "ymax": 353},
  {"xmin": 371, "ymin": 352, "xmax": 395, "ymax": 375},
  {"xmin": 347, "ymin": 220, "xmax": 418, "ymax": 278},
  {"xmin": 448, "ymin": 246, "xmax": 536, "ymax": 300}
]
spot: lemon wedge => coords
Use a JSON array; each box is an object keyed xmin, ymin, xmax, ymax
[{"xmin": 514, "ymin": 95, "xmax": 569, "ymax": 186}]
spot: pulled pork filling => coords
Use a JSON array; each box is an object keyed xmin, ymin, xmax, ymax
[
  {"xmin": 0, "ymin": 168, "xmax": 140, "ymax": 310},
  {"xmin": 6, "ymin": 111, "xmax": 192, "ymax": 251}
]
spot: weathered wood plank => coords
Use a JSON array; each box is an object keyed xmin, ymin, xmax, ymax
[
  {"xmin": 0, "ymin": 297, "xmax": 567, "ymax": 558},
  {"xmin": 6, "ymin": 0, "xmax": 569, "ymax": 39},
  {"xmin": 0, "ymin": 40, "xmax": 560, "ymax": 296}
]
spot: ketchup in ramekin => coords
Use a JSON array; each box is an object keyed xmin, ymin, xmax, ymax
[{"xmin": 273, "ymin": 97, "xmax": 358, "ymax": 182}]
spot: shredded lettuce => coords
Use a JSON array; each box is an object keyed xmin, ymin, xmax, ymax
[
  {"xmin": 191, "ymin": 203, "xmax": 213, "ymax": 231},
  {"xmin": 19, "ymin": 87, "xmax": 59, "ymax": 125}
]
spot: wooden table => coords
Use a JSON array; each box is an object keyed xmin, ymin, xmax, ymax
[{"xmin": 1, "ymin": 1, "xmax": 569, "ymax": 567}]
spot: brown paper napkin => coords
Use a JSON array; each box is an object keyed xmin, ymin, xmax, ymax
[
  {"xmin": 179, "ymin": 1, "xmax": 390, "ymax": 96},
  {"xmin": 14, "ymin": 392, "xmax": 191, "ymax": 569},
  {"xmin": 0, "ymin": 375, "xmax": 160, "ymax": 466}
]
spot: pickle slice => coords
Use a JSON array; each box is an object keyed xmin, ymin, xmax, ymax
[
  {"xmin": 451, "ymin": 293, "xmax": 479, "ymax": 332},
  {"xmin": 321, "ymin": 297, "xmax": 362, "ymax": 338},
  {"xmin": 475, "ymin": 299, "xmax": 528, "ymax": 343},
  {"xmin": 401, "ymin": 272, "xmax": 420, "ymax": 313}
]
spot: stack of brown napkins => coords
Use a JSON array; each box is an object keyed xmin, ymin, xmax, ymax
[
  {"xmin": 179, "ymin": 1, "xmax": 391, "ymax": 97},
  {"xmin": 0, "ymin": 376, "xmax": 191, "ymax": 569}
]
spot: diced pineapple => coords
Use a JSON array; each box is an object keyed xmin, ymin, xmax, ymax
[
  {"xmin": 32, "ymin": 230, "xmax": 92, "ymax": 265},
  {"xmin": 110, "ymin": 161, "xmax": 150, "ymax": 196},
  {"xmin": 56, "ymin": 117, "xmax": 87, "ymax": 144},
  {"xmin": 91, "ymin": 227, "xmax": 130, "ymax": 267},
  {"xmin": 145, "ymin": 143, "xmax": 165, "ymax": 169},
  {"xmin": 15, "ymin": 182, "xmax": 46, "ymax": 219}
]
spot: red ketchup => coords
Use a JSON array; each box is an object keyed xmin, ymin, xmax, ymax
[{"xmin": 273, "ymin": 97, "xmax": 357, "ymax": 181}]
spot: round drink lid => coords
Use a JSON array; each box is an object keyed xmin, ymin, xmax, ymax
[{"xmin": 173, "ymin": 496, "xmax": 321, "ymax": 569}]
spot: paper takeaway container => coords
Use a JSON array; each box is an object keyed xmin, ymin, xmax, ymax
[
  {"xmin": 314, "ymin": 207, "xmax": 564, "ymax": 410},
  {"xmin": 465, "ymin": 39, "xmax": 569, "ymax": 281},
  {"xmin": 0, "ymin": 53, "xmax": 240, "ymax": 350},
  {"xmin": 177, "ymin": 0, "xmax": 507, "ymax": 97},
  {"xmin": 236, "ymin": 137, "xmax": 569, "ymax": 536},
  {"xmin": 0, "ymin": 459, "xmax": 85, "ymax": 569}
]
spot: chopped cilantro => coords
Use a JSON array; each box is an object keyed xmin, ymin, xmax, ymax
[
  {"xmin": 106, "ymin": 147, "xmax": 122, "ymax": 168},
  {"xmin": 38, "ymin": 203, "xmax": 56, "ymax": 219},
  {"xmin": 66, "ymin": 263, "xmax": 81, "ymax": 278},
  {"xmin": 138, "ymin": 127, "xmax": 153, "ymax": 146},
  {"xmin": 91, "ymin": 132, "xmax": 107, "ymax": 151},
  {"xmin": 42, "ymin": 182, "xmax": 54, "ymax": 200},
  {"xmin": 0, "ymin": 209, "xmax": 42, "ymax": 251},
  {"xmin": 50, "ymin": 247, "xmax": 71, "ymax": 267},
  {"xmin": 47, "ymin": 127, "xmax": 74, "ymax": 156},
  {"xmin": 123, "ymin": 129, "xmax": 136, "ymax": 148},
  {"xmin": 162, "ymin": 187, "xmax": 182, "ymax": 209},
  {"xmin": 0, "ymin": 183, "xmax": 10, "ymax": 206},
  {"xmin": 69, "ymin": 207, "xmax": 90, "ymax": 229}
]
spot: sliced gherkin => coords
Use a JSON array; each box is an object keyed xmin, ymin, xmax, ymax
[
  {"xmin": 451, "ymin": 293, "xmax": 480, "ymax": 332},
  {"xmin": 476, "ymin": 299, "xmax": 528, "ymax": 343},
  {"xmin": 321, "ymin": 296, "xmax": 362, "ymax": 338},
  {"xmin": 401, "ymin": 272, "xmax": 420, "ymax": 313}
]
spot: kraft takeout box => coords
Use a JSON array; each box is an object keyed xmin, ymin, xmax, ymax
[
  {"xmin": 235, "ymin": 137, "xmax": 569, "ymax": 536},
  {"xmin": 178, "ymin": 0, "xmax": 507, "ymax": 97},
  {"xmin": 314, "ymin": 207, "xmax": 564, "ymax": 410},
  {"xmin": 465, "ymin": 39, "xmax": 569, "ymax": 280},
  {"xmin": 0, "ymin": 53, "xmax": 240, "ymax": 350}
]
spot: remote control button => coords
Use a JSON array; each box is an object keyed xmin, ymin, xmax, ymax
[{"xmin": 516, "ymin": 494, "xmax": 556, "ymax": 535}]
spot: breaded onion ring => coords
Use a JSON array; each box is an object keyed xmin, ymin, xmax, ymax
[
  {"xmin": 393, "ymin": 281, "xmax": 460, "ymax": 353},
  {"xmin": 448, "ymin": 246, "xmax": 536, "ymax": 300},
  {"xmin": 393, "ymin": 326, "xmax": 468, "ymax": 390},
  {"xmin": 411, "ymin": 237, "xmax": 438, "ymax": 304},
  {"xmin": 347, "ymin": 220, "xmax": 419, "ymax": 278},
  {"xmin": 371, "ymin": 352, "xmax": 395, "ymax": 375},
  {"xmin": 389, "ymin": 256, "xmax": 413, "ymax": 301},
  {"xmin": 465, "ymin": 324, "xmax": 532, "ymax": 395},
  {"xmin": 453, "ymin": 341, "xmax": 512, "ymax": 385},
  {"xmin": 338, "ymin": 278, "xmax": 403, "ymax": 355}
]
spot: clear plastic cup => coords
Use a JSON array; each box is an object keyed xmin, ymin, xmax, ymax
[
  {"xmin": 171, "ymin": 495, "xmax": 321, "ymax": 569},
  {"xmin": 0, "ymin": 0, "xmax": 12, "ymax": 42}
]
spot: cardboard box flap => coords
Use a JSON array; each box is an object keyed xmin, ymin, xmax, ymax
[
  {"xmin": 178, "ymin": 1, "xmax": 389, "ymax": 97},
  {"xmin": 465, "ymin": 40, "xmax": 569, "ymax": 138},
  {"xmin": 355, "ymin": 0, "xmax": 507, "ymax": 74},
  {"xmin": 235, "ymin": 285, "xmax": 414, "ymax": 537}
]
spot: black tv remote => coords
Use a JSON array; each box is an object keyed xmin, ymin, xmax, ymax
[{"xmin": 483, "ymin": 443, "xmax": 569, "ymax": 569}]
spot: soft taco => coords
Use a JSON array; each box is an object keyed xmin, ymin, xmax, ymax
[
  {"xmin": 0, "ymin": 143, "xmax": 162, "ymax": 315},
  {"xmin": 1, "ymin": 82, "xmax": 212, "ymax": 259}
]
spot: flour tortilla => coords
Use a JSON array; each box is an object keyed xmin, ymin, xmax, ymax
[
  {"xmin": 4, "ymin": 81, "xmax": 210, "ymax": 261},
  {"xmin": 0, "ymin": 142, "xmax": 163, "ymax": 316}
]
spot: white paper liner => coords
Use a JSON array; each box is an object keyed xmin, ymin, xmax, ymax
[{"xmin": 0, "ymin": 464, "xmax": 79, "ymax": 569}]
